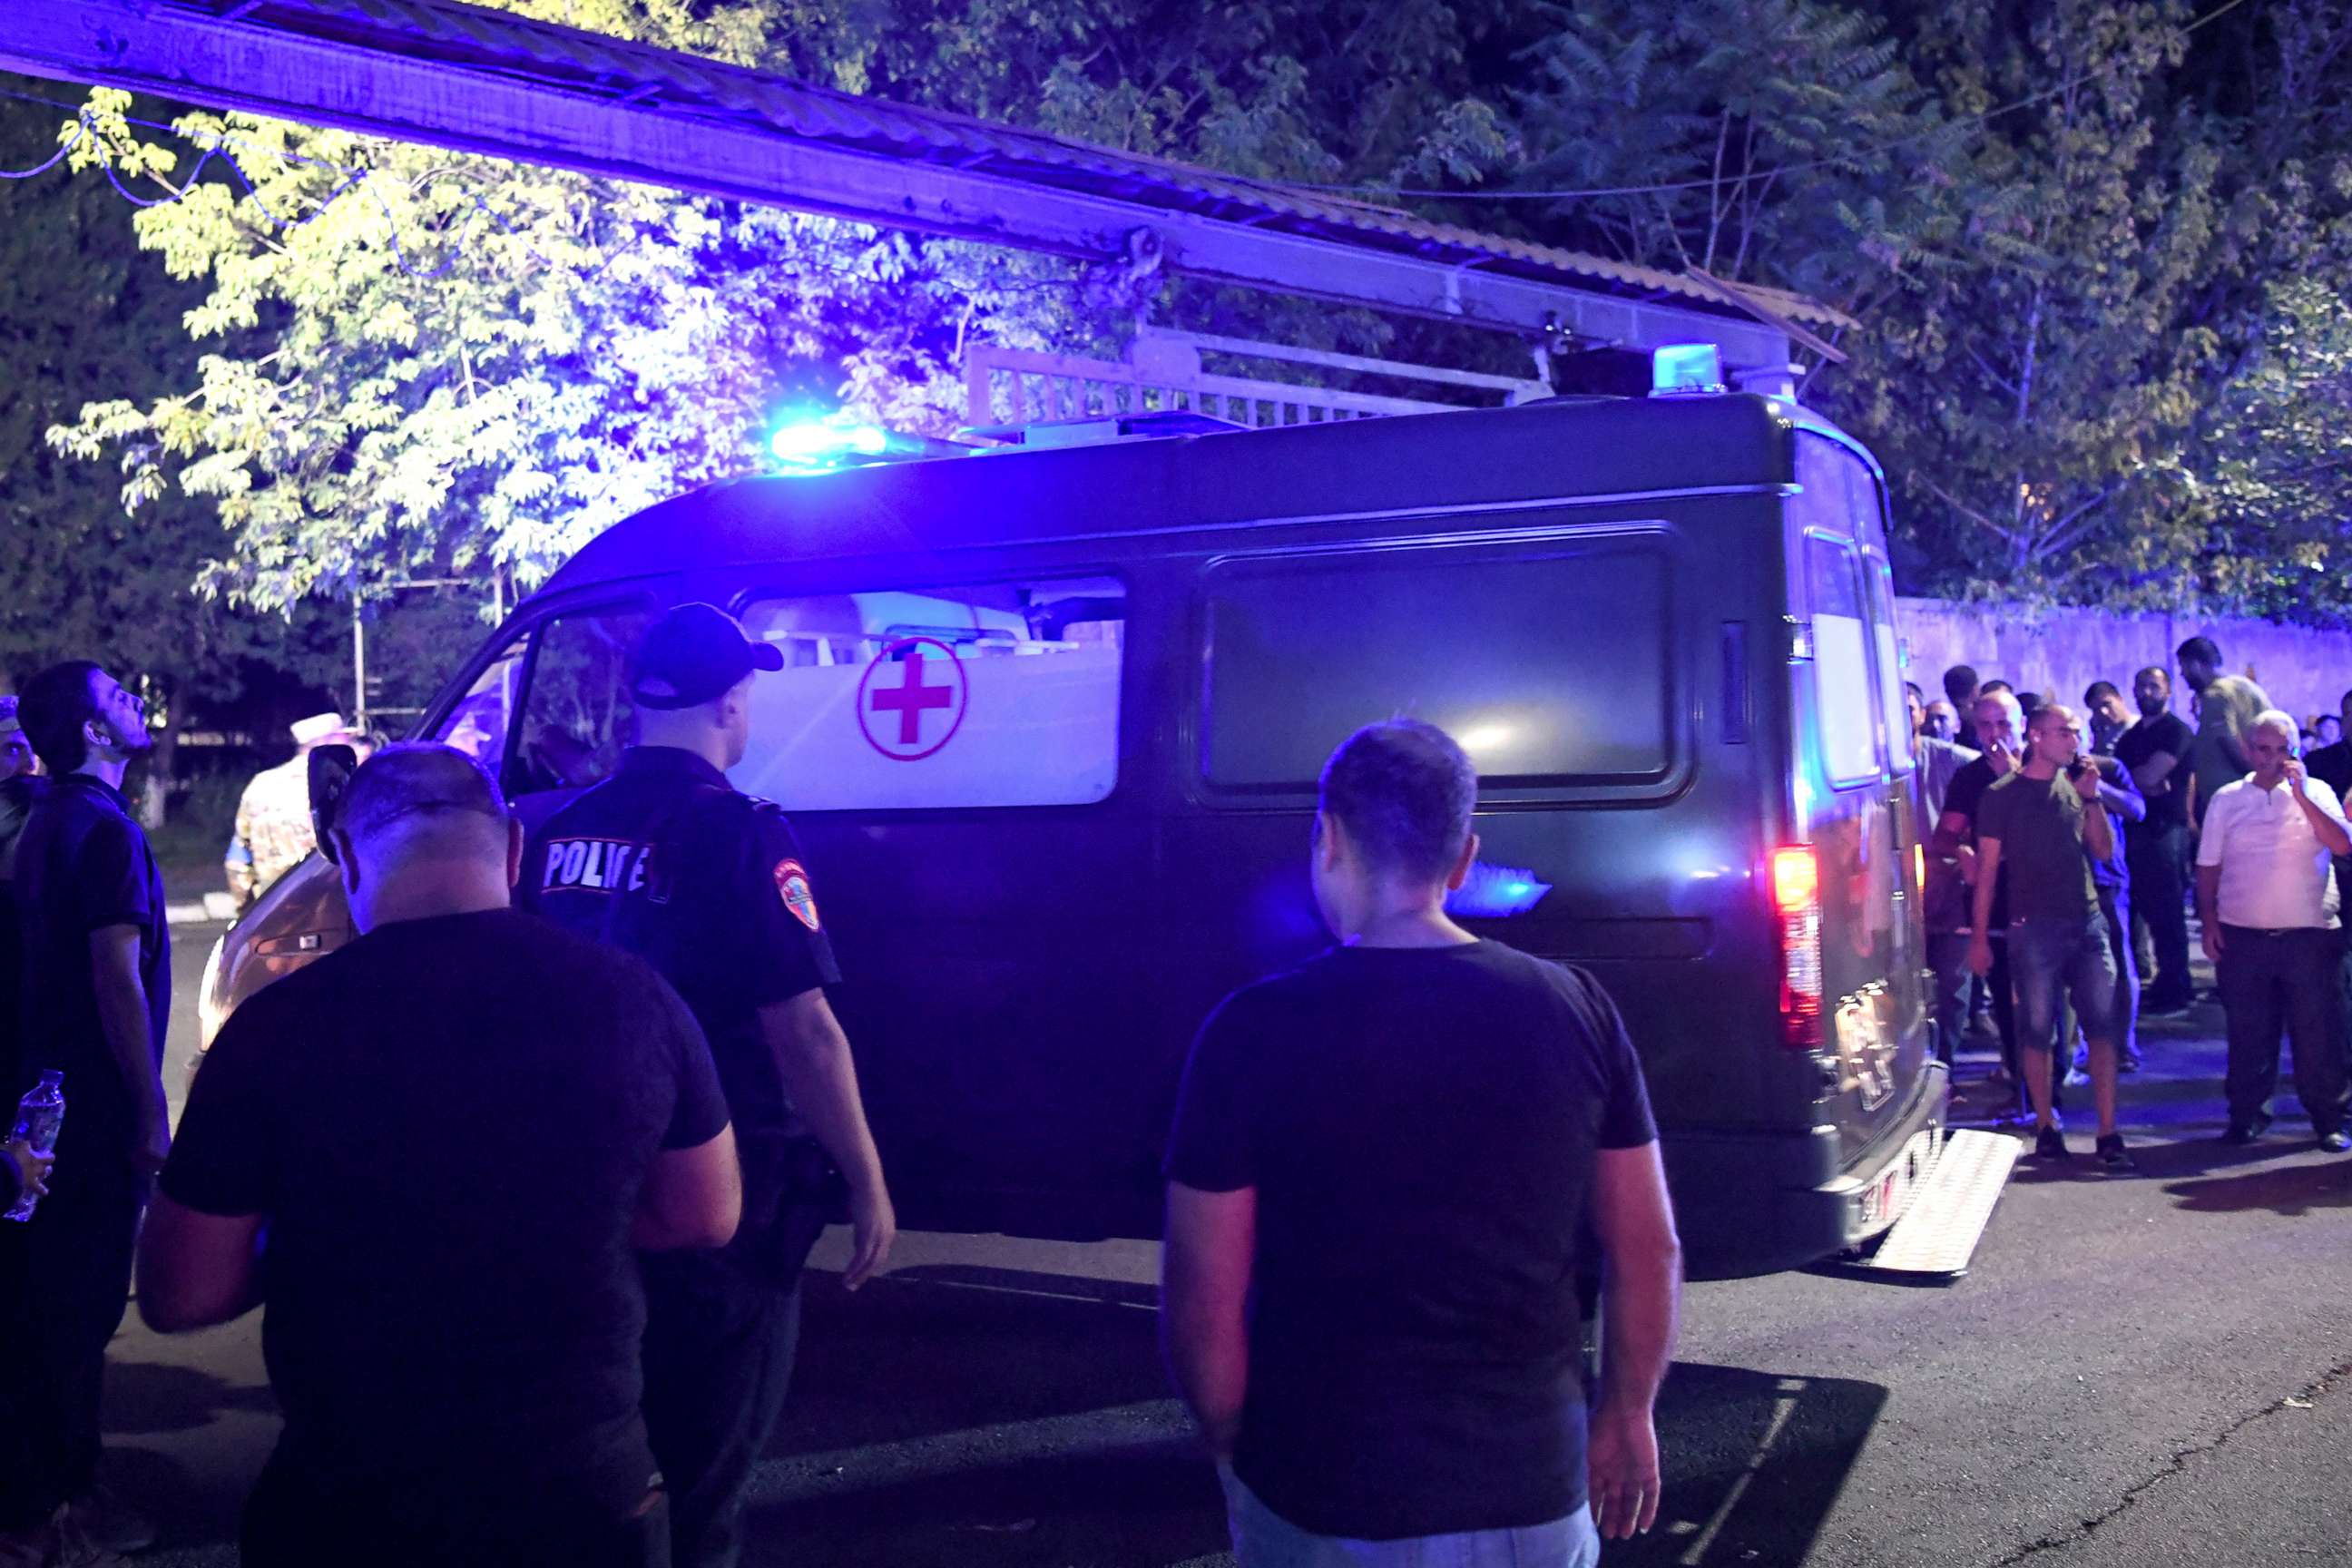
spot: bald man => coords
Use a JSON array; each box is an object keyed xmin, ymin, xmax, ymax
[{"xmin": 140, "ymin": 743, "xmax": 741, "ymax": 1567}]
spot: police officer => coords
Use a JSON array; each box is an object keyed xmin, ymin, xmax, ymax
[{"xmin": 521, "ymin": 603, "xmax": 895, "ymax": 1568}]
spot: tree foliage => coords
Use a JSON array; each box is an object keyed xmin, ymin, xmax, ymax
[
  {"xmin": 0, "ymin": 86, "xmax": 344, "ymax": 803},
  {"xmin": 24, "ymin": 0, "xmax": 2352, "ymax": 631}
]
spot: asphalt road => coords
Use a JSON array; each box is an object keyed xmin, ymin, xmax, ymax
[{"xmin": 111, "ymin": 926, "xmax": 2352, "ymax": 1567}]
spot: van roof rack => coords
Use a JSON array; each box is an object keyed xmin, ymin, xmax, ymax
[{"xmin": 961, "ymin": 409, "xmax": 1250, "ymax": 449}]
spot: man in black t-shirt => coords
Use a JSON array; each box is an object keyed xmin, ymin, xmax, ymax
[
  {"xmin": 2115, "ymin": 666, "xmax": 2198, "ymax": 1013},
  {"xmin": 138, "ymin": 744, "xmax": 741, "ymax": 1568},
  {"xmin": 1931, "ymin": 691, "xmax": 2026, "ymax": 1102},
  {"xmin": 522, "ymin": 603, "xmax": 894, "ymax": 1568},
  {"xmin": 0, "ymin": 662, "xmax": 170, "ymax": 1561},
  {"xmin": 1162, "ymin": 720, "xmax": 1679, "ymax": 1565}
]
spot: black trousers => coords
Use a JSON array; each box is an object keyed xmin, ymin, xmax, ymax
[
  {"xmin": 2129, "ymin": 821, "xmax": 2193, "ymax": 1005},
  {"xmin": 2218, "ymin": 926, "xmax": 2351, "ymax": 1133},
  {"xmin": 0, "ymin": 1133, "xmax": 143, "ymax": 1532},
  {"xmin": 241, "ymin": 1444, "xmax": 671, "ymax": 1568},
  {"xmin": 640, "ymin": 1248, "xmax": 807, "ymax": 1568}
]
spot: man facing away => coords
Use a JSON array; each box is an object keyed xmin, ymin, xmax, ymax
[
  {"xmin": 0, "ymin": 662, "xmax": 170, "ymax": 1566},
  {"xmin": 225, "ymin": 711, "xmax": 361, "ymax": 911},
  {"xmin": 2115, "ymin": 666, "xmax": 2197, "ymax": 1014},
  {"xmin": 139, "ymin": 743, "xmax": 743, "ymax": 1566},
  {"xmin": 1161, "ymin": 720, "xmax": 1681, "ymax": 1567},
  {"xmin": 2178, "ymin": 637, "xmax": 2270, "ymax": 829},
  {"xmin": 523, "ymin": 603, "xmax": 894, "ymax": 1568},
  {"xmin": 1968, "ymin": 704, "xmax": 2132, "ymax": 1170},
  {"xmin": 2310, "ymin": 688, "xmax": 2352, "ymax": 802},
  {"xmin": 2194, "ymin": 710, "xmax": 2352, "ymax": 1150}
]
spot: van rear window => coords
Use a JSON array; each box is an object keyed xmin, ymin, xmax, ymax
[
  {"xmin": 733, "ymin": 579, "xmax": 1124, "ymax": 810},
  {"xmin": 1201, "ymin": 542, "xmax": 1672, "ymax": 789},
  {"xmin": 1803, "ymin": 534, "xmax": 1880, "ymax": 786}
]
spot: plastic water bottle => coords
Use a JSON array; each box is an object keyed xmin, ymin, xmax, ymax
[{"xmin": 5, "ymin": 1071, "xmax": 64, "ymax": 1223}]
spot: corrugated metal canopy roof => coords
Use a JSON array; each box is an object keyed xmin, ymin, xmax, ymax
[{"xmin": 187, "ymin": 0, "xmax": 1854, "ymax": 333}]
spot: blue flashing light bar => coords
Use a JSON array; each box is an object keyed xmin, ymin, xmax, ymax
[
  {"xmin": 1651, "ymin": 343, "xmax": 1727, "ymax": 397},
  {"xmin": 1446, "ymin": 862, "xmax": 1553, "ymax": 920},
  {"xmin": 769, "ymin": 412, "xmax": 893, "ymax": 473}
]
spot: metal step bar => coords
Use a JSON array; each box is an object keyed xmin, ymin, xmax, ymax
[{"xmin": 1854, "ymin": 1129, "xmax": 2020, "ymax": 1279}]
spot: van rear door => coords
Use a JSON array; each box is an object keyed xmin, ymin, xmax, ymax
[{"xmin": 1790, "ymin": 433, "xmax": 1932, "ymax": 1195}]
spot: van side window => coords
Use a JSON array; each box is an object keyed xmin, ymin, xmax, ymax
[
  {"xmin": 436, "ymin": 642, "xmax": 526, "ymax": 775},
  {"xmin": 734, "ymin": 579, "xmax": 1124, "ymax": 809},
  {"xmin": 1803, "ymin": 534, "xmax": 1880, "ymax": 786},
  {"xmin": 1201, "ymin": 543, "xmax": 1672, "ymax": 789}
]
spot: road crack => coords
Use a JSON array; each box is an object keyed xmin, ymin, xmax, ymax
[{"xmin": 1989, "ymin": 1357, "xmax": 2352, "ymax": 1565}]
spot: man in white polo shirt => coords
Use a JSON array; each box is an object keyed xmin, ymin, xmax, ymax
[{"xmin": 2196, "ymin": 710, "xmax": 2352, "ymax": 1149}]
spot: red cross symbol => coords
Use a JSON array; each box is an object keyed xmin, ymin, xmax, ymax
[{"xmin": 855, "ymin": 637, "xmax": 968, "ymax": 760}]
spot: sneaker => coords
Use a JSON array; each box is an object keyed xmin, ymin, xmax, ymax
[
  {"xmin": 2320, "ymin": 1130, "xmax": 2351, "ymax": 1154},
  {"xmin": 2120, "ymin": 1050, "xmax": 2144, "ymax": 1073},
  {"xmin": 66, "ymin": 1483, "xmax": 155, "ymax": 1556},
  {"xmin": 2142, "ymin": 995, "xmax": 2192, "ymax": 1017},
  {"xmin": 2223, "ymin": 1113, "xmax": 2274, "ymax": 1145},
  {"xmin": 2063, "ymin": 1067, "xmax": 2091, "ymax": 1088},
  {"xmin": 2096, "ymin": 1134, "xmax": 2137, "ymax": 1173},
  {"xmin": 45, "ymin": 1505, "xmax": 127, "ymax": 1568},
  {"xmin": 2034, "ymin": 1124, "xmax": 2071, "ymax": 1161}
]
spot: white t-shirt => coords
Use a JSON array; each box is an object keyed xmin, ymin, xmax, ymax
[{"xmin": 2195, "ymin": 774, "xmax": 2347, "ymax": 929}]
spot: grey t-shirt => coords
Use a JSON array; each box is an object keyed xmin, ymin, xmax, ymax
[{"xmin": 1976, "ymin": 770, "xmax": 2098, "ymax": 924}]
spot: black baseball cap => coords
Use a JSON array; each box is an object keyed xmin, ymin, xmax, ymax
[{"xmin": 629, "ymin": 603, "xmax": 785, "ymax": 710}]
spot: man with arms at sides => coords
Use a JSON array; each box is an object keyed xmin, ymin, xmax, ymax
[
  {"xmin": 1930, "ymin": 691, "xmax": 2028, "ymax": 1099},
  {"xmin": 1162, "ymin": 720, "xmax": 1681, "ymax": 1567},
  {"xmin": 524, "ymin": 603, "xmax": 894, "ymax": 1568},
  {"xmin": 2115, "ymin": 666, "xmax": 2197, "ymax": 1014},
  {"xmin": 2306, "ymin": 689, "xmax": 2352, "ymax": 1060},
  {"xmin": 1911, "ymin": 683, "xmax": 1980, "ymax": 1067},
  {"xmin": 1945, "ymin": 664, "xmax": 1983, "ymax": 751},
  {"xmin": 0, "ymin": 695, "xmax": 45, "ymax": 1158},
  {"xmin": 1969, "ymin": 705, "xmax": 2132, "ymax": 1170},
  {"xmin": 2194, "ymin": 711, "xmax": 2352, "ymax": 1151},
  {"xmin": 138, "ymin": 744, "xmax": 740, "ymax": 1566},
  {"xmin": 2178, "ymin": 637, "xmax": 2270, "ymax": 831},
  {"xmin": 0, "ymin": 662, "xmax": 168, "ymax": 1566}
]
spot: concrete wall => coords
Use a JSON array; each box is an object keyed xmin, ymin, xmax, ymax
[{"xmin": 1896, "ymin": 599, "xmax": 2352, "ymax": 730}]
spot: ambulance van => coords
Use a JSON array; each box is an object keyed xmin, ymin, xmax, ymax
[{"xmin": 201, "ymin": 387, "xmax": 1947, "ymax": 1279}]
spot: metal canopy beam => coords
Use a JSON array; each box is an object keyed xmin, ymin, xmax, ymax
[{"xmin": 1, "ymin": 0, "xmax": 1796, "ymax": 372}]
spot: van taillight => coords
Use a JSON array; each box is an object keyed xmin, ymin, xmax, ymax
[{"xmin": 1771, "ymin": 846, "xmax": 1822, "ymax": 1049}]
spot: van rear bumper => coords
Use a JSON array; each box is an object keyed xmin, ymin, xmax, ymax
[{"xmin": 1661, "ymin": 1062, "xmax": 1951, "ymax": 1281}]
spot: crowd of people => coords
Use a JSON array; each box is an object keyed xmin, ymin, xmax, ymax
[
  {"xmin": 1914, "ymin": 641, "xmax": 2352, "ymax": 1169},
  {"xmin": 0, "ymin": 612, "xmax": 1681, "ymax": 1568},
  {"xmin": 0, "ymin": 612, "xmax": 2344, "ymax": 1568}
]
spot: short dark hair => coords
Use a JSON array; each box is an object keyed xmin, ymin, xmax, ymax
[
  {"xmin": 1980, "ymin": 679, "xmax": 2013, "ymax": 695},
  {"xmin": 2339, "ymin": 687, "xmax": 2351, "ymax": 709},
  {"xmin": 2084, "ymin": 681, "xmax": 2121, "ymax": 705},
  {"xmin": 2136, "ymin": 665, "xmax": 2168, "ymax": 685},
  {"xmin": 1942, "ymin": 665, "xmax": 1978, "ymax": 703},
  {"xmin": 17, "ymin": 661, "xmax": 104, "ymax": 776},
  {"xmin": 1905, "ymin": 681, "xmax": 1926, "ymax": 704},
  {"xmin": 1318, "ymin": 720, "xmax": 1476, "ymax": 884},
  {"xmin": 2178, "ymin": 636, "xmax": 2221, "ymax": 666},
  {"xmin": 337, "ymin": 742, "xmax": 509, "ymax": 859}
]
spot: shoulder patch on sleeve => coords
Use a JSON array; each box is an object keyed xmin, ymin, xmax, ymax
[{"xmin": 773, "ymin": 858, "xmax": 821, "ymax": 932}]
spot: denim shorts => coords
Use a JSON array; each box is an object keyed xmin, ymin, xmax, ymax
[
  {"xmin": 2008, "ymin": 915, "xmax": 2119, "ymax": 1049},
  {"xmin": 1220, "ymin": 1464, "xmax": 1602, "ymax": 1568}
]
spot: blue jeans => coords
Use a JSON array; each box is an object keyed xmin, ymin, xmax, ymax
[
  {"xmin": 2010, "ymin": 915, "xmax": 2118, "ymax": 1052},
  {"xmin": 1221, "ymin": 1466, "xmax": 1602, "ymax": 1568}
]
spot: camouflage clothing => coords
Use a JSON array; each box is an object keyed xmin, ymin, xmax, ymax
[{"xmin": 228, "ymin": 754, "xmax": 318, "ymax": 906}]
